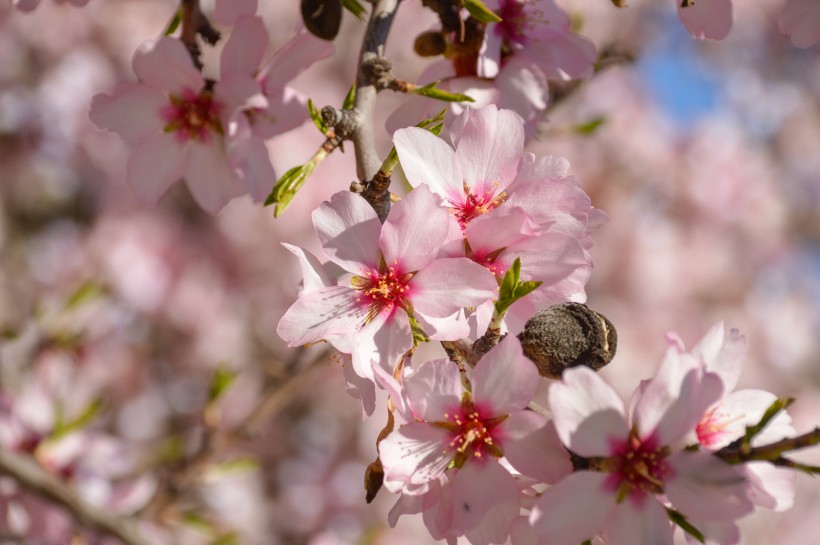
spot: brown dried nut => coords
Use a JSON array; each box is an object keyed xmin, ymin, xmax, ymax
[
  {"xmin": 414, "ymin": 31, "xmax": 447, "ymax": 57},
  {"xmin": 517, "ymin": 303, "xmax": 617, "ymax": 379},
  {"xmin": 301, "ymin": 0, "xmax": 342, "ymax": 41}
]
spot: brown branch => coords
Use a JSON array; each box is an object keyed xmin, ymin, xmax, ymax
[
  {"xmin": 715, "ymin": 427, "xmax": 820, "ymax": 465},
  {"xmin": 180, "ymin": 0, "xmax": 220, "ymax": 70},
  {"xmin": 351, "ymin": 0, "xmax": 401, "ymax": 222},
  {"xmin": 0, "ymin": 448, "xmax": 152, "ymax": 545}
]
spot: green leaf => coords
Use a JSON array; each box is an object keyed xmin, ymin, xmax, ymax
[
  {"xmin": 574, "ymin": 116, "xmax": 607, "ymax": 135},
  {"xmin": 307, "ymin": 99, "xmax": 328, "ymax": 134},
  {"xmin": 494, "ymin": 258, "xmax": 542, "ymax": 315},
  {"xmin": 208, "ymin": 365, "xmax": 237, "ymax": 404},
  {"xmin": 413, "ymin": 82, "xmax": 475, "ymax": 103},
  {"xmin": 341, "ymin": 0, "xmax": 367, "ymax": 19},
  {"xmin": 163, "ymin": 8, "xmax": 182, "ymax": 36},
  {"xmin": 408, "ymin": 315, "xmax": 430, "ymax": 346},
  {"xmin": 51, "ymin": 399, "xmax": 103, "ymax": 439},
  {"xmin": 265, "ymin": 162, "xmax": 317, "ymax": 217},
  {"xmin": 211, "ymin": 533, "xmax": 238, "ymax": 545},
  {"xmin": 342, "ymin": 84, "xmax": 357, "ymax": 110},
  {"xmin": 667, "ymin": 508, "xmax": 705, "ymax": 544},
  {"xmin": 209, "ymin": 457, "xmax": 258, "ymax": 475},
  {"xmin": 65, "ymin": 281, "xmax": 106, "ymax": 309},
  {"xmin": 463, "ymin": 0, "xmax": 503, "ymax": 23}
]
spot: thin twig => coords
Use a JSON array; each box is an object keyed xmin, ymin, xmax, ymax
[
  {"xmin": 715, "ymin": 427, "xmax": 820, "ymax": 465},
  {"xmin": 180, "ymin": 0, "xmax": 220, "ymax": 69},
  {"xmin": 0, "ymin": 448, "xmax": 152, "ymax": 545}
]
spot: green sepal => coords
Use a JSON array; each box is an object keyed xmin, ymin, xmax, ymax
[
  {"xmin": 413, "ymin": 82, "xmax": 474, "ymax": 103},
  {"xmin": 409, "ymin": 314, "xmax": 430, "ymax": 346},
  {"xmin": 667, "ymin": 508, "xmax": 705, "ymax": 544},
  {"xmin": 494, "ymin": 258, "xmax": 542, "ymax": 315},
  {"xmin": 307, "ymin": 99, "xmax": 328, "ymax": 134},
  {"xmin": 65, "ymin": 281, "xmax": 106, "ymax": 309},
  {"xmin": 463, "ymin": 0, "xmax": 503, "ymax": 22},
  {"xmin": 574, "ymin": 116, "xmax": 607, "ymax": 135},
  {"xmin": 265, "ymin": 162, "xmax": 318, "ymax": 217},
  {"xmin": 342, "ymin": 83, "xmax": 357, "ymax": 110},
  {"xmin": 341, "ymin": 0, "xmax": 367, "ymax": 20},
  {"xmin": 163, "ymin": 8, "xmax": 182, "ymax": 36}
]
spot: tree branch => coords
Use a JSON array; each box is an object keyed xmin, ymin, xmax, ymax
[
  {"xmin": 0, "ymin": 447, "xmax": 152, "ymax": 545},
  {"xmin": 715, "ymin": 427, "xmax": 820, "ymax": 465}
]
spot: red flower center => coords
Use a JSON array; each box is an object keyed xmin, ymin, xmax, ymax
[
  {"xmin": 436, "ymin": 396, "xmax": 507, "ymax": 467},
  {"xmin": 606, "ymin": 431, "xmax": 672, "ymax": 501},
  {"xmin": 162, "ymin": 88, "xmax": 223, "ymax": 143},
  {"xmin": 453, "ymin": 183, "xmax": 506, "ymax": 229},
  {"xmin": 352, "ymin": 263, "xmax": 413, "ymax": 322}
]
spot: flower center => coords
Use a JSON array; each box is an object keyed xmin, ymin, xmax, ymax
[
  {"xmin": 352, "ymin": 263, "xmax": 413, "ymax": 322},
  {"xmin": 454, "ymin": 183, "xmax": 506, "ymax": 229},
  {"xmin": 606, "ymin": 432, "xmax": 672, "ymax": 501},
  {"xmin": 437, "ymin": 396, "xmax": 507, "ymax": 468},
  {"xmin": 696, "ymin": 406, "xmax": 741, "ymax": 448},
  {"xmin": 162, "ymin": 88, "xmax": 223, "ymax": 143}
]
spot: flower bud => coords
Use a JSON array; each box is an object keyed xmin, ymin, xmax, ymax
[
  {"xmin": 301, "ymin": 0, "xmax": 343, "ymax": 41},
  {"xmin": 517, "ymin": 303, "xmax": 617, "ymax": 379},
  {"xmin": 414, "ymin": 31, "xmax": 447, "ymax": 57}
]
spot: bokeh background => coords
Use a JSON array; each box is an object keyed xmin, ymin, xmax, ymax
[{"xmin": 0, "ymin": 0, "xmax": 818, "ymax": 543}]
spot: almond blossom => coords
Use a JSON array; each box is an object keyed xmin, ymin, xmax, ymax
[
  {"xmin": 380, "ymin": 336, "xmax": 571, "ymax": 545},
  {"xmin": 277, "ymin": 186, "xmax": 497, "ymax": 380},
  {"xmin": 777, "ymin": 0, "xmax": 820, "ymax": 48},
  {"xmin": 677, "ymin": 0, "xmax": 733, "ymax": 41},
  {"xmin": 530, "ymin": 349, "xmax": 754, "ymax": 545}
]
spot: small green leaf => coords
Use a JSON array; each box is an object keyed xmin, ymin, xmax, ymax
[
  {"xmin": 265, "ymin": 162, "xmax": 318, "ymax": 217},
  {"xmin": 211, "ymin": 533, "xmax": 239, "ymax": 545},
  {"xmin": 209, "ymin": 457, "xmax": 258, "ymax": 475},
  {"xmin": 51, "ymin": 399, "xmax": 103, "ymax": 439},
  {"xmin": 413, "ymin": 82, "xmax": 474, "ymax": 103},
  {"xmin": 574, "ymin": 116, "xmax": 607, "ymax": 135},
  {"xmin": 342, "ymin": 84, "xmax": 357, "ymax": 110},
  {"xmin": 307, "ymin": 99, "xmax": 328, "ymax": 134},
  {"xmin": 66, "ymin": 281, "xmax": 106, "ymax": 309},
  {"xmin": 667, "ymin": 508, "xmax": 705, "ymax": 544},
  {"xmin": 341, "ymin": 0, "xmax": 367, "ymax": 19},
  {"xmin": 182, "ymin": 511, "xmax": 213, "ymax": 531},
  {"xmin": 408, "ymin": 315, "xmax": 430, "ymax": 346},
  {"xmin": 208, "ymin": 365, "xmax": 237, "ymax": 404},
  {"xmin": 513, "ymin": 279, "xmax": 542, "ymax": 301},
  {"xmin": 163, "ymin": 8, "xmax": 182, "ymax": 36},
  {"xmin": 463, "ymin": 0, "xmax": 503, "ymax": 23},
  {"xmin": 494, "ymin": 259, "xmax": 542, "ymax": 315}
]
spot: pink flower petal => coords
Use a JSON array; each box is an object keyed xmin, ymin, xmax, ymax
[
  {"xmin": 606, "ymin": 496, "xmax": 673, "ymax": 545},
  {"xmin": 276, "ymin": 286, "xmax": 366, "ymax": 346},
  {"xmin": 549, "ymin": 366, "xmax": 628, "ymax": 457},
  {"xmin": 184, "ymin": 140, "xmax": 245, "ymax": 212},
  {"xmin": 699, "ymin": 389, "xmax": 786, "ymax": 450},
  {"xmin": 259, "ymin": 87, "xmax": 309, "ymax": 138},
  {"xmin": 214, "ymin": 0, "xmax": 257, "ymax": 26},
  {"xmin": 778, "ymin": 0, "xmax": 820, "ymax": 47},
  {"xmin": 353, "ymin": 310, "xmax": 413, "ymax": 377},
  {"xmin": 235, "ymin": 133, "xmax": 276, "ymax": 201},
  {"xmin": 478, "ymin": 28, "xmax": 502, "ymax": 79},
  {"xmin": 472, "ymin": 336, "xmax": 538, "ymax": 414},
  {"xmin": 506, "ymin": 232, "xmax": 590, "ymax": 291},
  {"xmin": 281, "ymin": 243, "xmax": 331, "ymax": 293},
  {"xmin": 393, "ymin": 127, "xmax": 464, "ymax": 202},
  {"xmin": 415, "ymin": 309, "xmax": 472, "ymax": 341},
  {"xmin": 381, "ymin": 185, "xmax": 450, "ymax": 271},
  {"xmin": 342, "ymin": 354, "xmax": 376, "ymax": 419},
  {"xmin": 313, "ymin": 191, "xmax": 382, "ymax": 273},
  {"xmin": 522, "ymin": 29, "xmax": 597, "ymax": 80},
  {"xmin": 496, "ymin": 58, "xmax": 550, "ymax": 124},
  {"xmin": 693, "ymin": 322, "xmax": 746, "ymax": 392},
  {"xmin": 530, "ymin": 471, "xmax": 614, "ymax": 545},
  {"xmin": 665, "ymin": 451, "xmax": 754, "ymax": 522},
  {"xmin": 221, "ymin": 15, "xmax": 268, "ymax": 79},
  {"xmin": 677, "ymin": 0, "xmax": 733, "ymax": 40},
  {"xmin": 132, "ymin": 37, "xmax": 204, "ymax": 94},
  {"xmin": 379, "ymin": 423, "xmax": 454, "ymax": 491},
  {"xmin": 465, "ymin": 207, "xmax": 539, "ymax": 256},
  {"xmin": 126, "ymin": 132, "xmax": 188, "ymax": 206},
  {"xmin": 500, "ymin": 413, "xmax": 572, "ymax": 484},
  {"xmin": 410, "ymin": 258, "xmax": 497, "ymax": 318},
  {"xmin": 745, "ymin": 462, "xmax": 796, "ymax": 512},
  {"xmin": 262, "ymin": 31, "xmax": 335, "ymax": 92},
  {"xmin": 89, "ymin": 85, "xmax": 166, "ymax": 144},
  {"xmin": 404, "ymin": 359, "xmax": 462, "ymax": 422},
  {"xmin": 454, "ymin": 105, "xmax": 524, "ymax": 193},
  {"xmin": 451, "ymin": 459, "xmax": 520, "ymax": 542}
]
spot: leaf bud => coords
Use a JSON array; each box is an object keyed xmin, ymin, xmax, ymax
[
  {"xmin": 414, "ymin": 31, "xmax": 447, "ymax": 57},
  {"xmin": 301, "ymin": 0, "xmax": 343, "ymax": 41},
  {"xmin": 517, "ymin": 303, "xmax": 617, "ymax": 379}
]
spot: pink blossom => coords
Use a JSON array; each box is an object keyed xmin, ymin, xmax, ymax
[
  {"xmin": 778, "ymin": 0, "xmax": 820, "ymax": 48},
  {"xmin": 677, "ymin": 0, "xmax": 733, "ymax": 41},
  {"xmin": 480, "ymin": 0, "xmax": 597, "ymax": 81},
  {"xmin": 90, "ymin": 37, "xmax": 245, "ymax": 212},
  {"xmin": 277, "ymin": 186, "xmax": 498, "ymax": 380},
  {"xmin": 380, "ymin": 336, "xmax": 571, "ymax": 544},
  {"xmin": 215, "ymin": 16, "xmax": 334, "ymax": 200},
  {"xmin": 214, "ymin": 0, "xmax": 257, "ymax": 26},
  {"xmin": 530, "ymin": 353, "xmax": 754, "ymax": 545}
]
